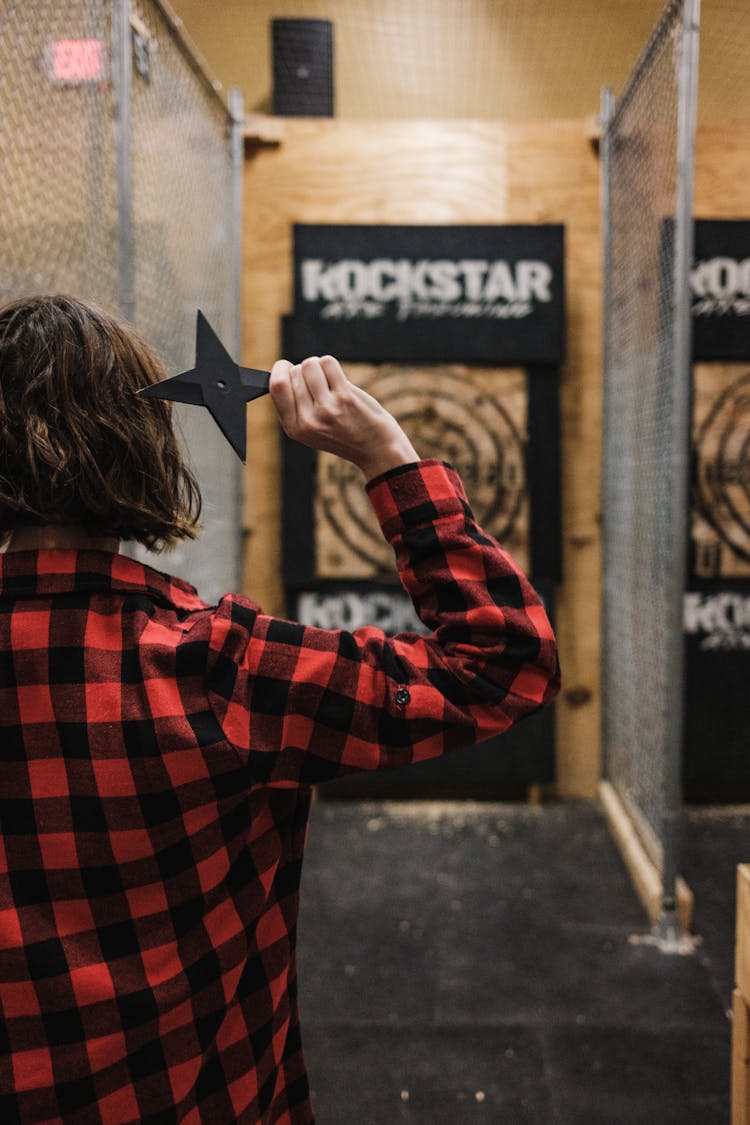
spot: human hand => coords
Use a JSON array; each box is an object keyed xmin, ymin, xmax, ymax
[{"xmin": 269, "ymin": 355, "xmax": 420, "ymax": 481}]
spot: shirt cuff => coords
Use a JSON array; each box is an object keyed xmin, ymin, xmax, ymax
[{"xmin": 365, "ymin": 459, "xmax": 470, "ymax": 542}]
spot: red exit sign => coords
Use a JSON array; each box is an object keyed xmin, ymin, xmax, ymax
[{"xmin": 49, "ymin": 39, "xmax": 104, "ymax": 83}]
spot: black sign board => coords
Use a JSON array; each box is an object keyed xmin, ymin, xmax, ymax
[
  {"xmin": 685, "ymin": 222, "xmax": 750, "ymax": 793},
  {"xmin": 287, "ymin": 224, "xmax": 566, "ymax": 364},
  {"xmin": 683, "ymin": 584, "xmax": 750, "ymax": 792},
  {"xmin": 692, "ymin": 219, "xmax": 750, "ymax": 360}
]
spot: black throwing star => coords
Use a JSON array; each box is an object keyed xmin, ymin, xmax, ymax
[{"xmin": 137, "ymin": 311, "xmax": 270, "ymax": 462}]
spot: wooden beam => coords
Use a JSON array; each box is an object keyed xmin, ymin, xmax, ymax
[
  {"xmin": 244, "ymin": 113, "xmax": 285, "ymax": 148},
  {"xmin": 584, "ymin": 113, "xmax": 601, "ymax": 156},
  {"xmin": 733, "ymin": 988, "xmax": 750, "ymax": 1125},
  {"xmin": 737, "ymin": 865, "xmax": 750, "ymax": 999},
  {"xmin": 599, "ymin": 780, "xmax": 693, "ymax": 934}
]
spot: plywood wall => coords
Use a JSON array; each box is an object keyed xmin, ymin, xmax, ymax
[
  {"xmin": 241, "ymin": 117, "xmax": 602, "ymax": 797},
  {"xmin": 695, "ymin": 122, "xmax": 750, "ymax": 219},
  {"xmin": 170, "ymin": 0, "xmax": 750, "ymax": 124}
]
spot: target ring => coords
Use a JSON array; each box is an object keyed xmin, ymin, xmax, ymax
[
  {"xmin": 316, "ymin": 365, "xmax": 528, "ymax": 578},
  {"xmin": 695, "ymin": 369, "xmax": 750, "ymax": 567}
]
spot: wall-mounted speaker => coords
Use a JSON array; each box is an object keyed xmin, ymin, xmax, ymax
[{"xmin": 272, "ymin": 19, "xmax": 334, "ymax": 117}]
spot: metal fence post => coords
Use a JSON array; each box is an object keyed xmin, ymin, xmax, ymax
[
  {"xmin": 113, "ymin": 0, "xmax": 135, "ymax": 323},
  {"xmin": 598, "ymin": 0, "xmax": 702, "ymax": 947},
  {"xmin": 658, "ymin": 0, "xmax": 701, "ymax": 943},
  {"xmin": 599, "ymin": 85, "xmax": 615, "ymax": 788},
  {"xmin": 229, "ymin": 85, "xmax": 245, "ymax": 588},
  {"xmin": 229, "ymin": 87, "xmax": 244, "ymax": 361}
]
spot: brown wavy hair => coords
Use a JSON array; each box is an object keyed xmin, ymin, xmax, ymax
[{"xmin": 0, "ymin": 295, "xmax": 201, "ymax": 551}]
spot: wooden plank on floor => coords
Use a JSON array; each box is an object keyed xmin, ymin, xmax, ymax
[
  {"xmin": 598, "ymin": 780, "xmax": 693, "ymax": 934},
  {"xmin": 738, "ymin": 865, "xmax": 750, "ymax": 1001},
  {"xmin": 733, "ymin": 988, "xmax": 750, "ymax": 1125}
]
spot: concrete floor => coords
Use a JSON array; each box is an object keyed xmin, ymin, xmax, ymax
[{"xmin": 296, "ymin": 799, "xmax": 749, "ymax": 1125}]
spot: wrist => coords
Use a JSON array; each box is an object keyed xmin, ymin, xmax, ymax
[{"xmin": 356, "ymin": 436, "xmax": 420, "ymax": 482}]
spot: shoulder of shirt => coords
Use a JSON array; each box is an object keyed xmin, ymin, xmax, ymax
[{"xmin": 118, "ymin": 560, "xmax": 265, "ymax": 627}]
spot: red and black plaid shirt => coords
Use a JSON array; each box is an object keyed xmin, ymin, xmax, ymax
[{"xmin": 0, "ymin": 460, "xmax": 559, "ymax": 1124}]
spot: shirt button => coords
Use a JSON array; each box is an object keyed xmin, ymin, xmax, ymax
[{"xmin": 395, "ymin": 687, "xmax": 410, "ymax": 706}]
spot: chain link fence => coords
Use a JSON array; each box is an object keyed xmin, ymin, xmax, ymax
[
  {"xmin": 1, "ymin": 0, "xmax": 119, "ymax": 306},
  {"xmin": 600, "ymin": 0, "xmax": 700, "ymax": 936},
  {"xmin": 0, "ymin": 0, "xmax": 242, "ymax": 604}
]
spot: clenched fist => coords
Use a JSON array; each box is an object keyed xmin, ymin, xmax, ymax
[{"xmin": 269, "ymin": 355, "xmax": 420, "ymax": 482}]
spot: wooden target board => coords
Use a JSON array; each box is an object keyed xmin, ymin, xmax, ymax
[
  {"xmin": 314, "ymin": 364, "xmax": 529, "ymax": 580},
  {"xmin": 692, "ymin": 362, "xmax": 750, "ymax": 579}
]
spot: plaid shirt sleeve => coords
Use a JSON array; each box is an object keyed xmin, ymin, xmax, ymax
[{"xmin": 205, "ymin": 460, "xmax": 559, "ymax": 786}]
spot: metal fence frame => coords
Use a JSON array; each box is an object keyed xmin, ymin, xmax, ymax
[{"xmin": 600, "ymin": 0, "xmax": 701, "ymax": 943}]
